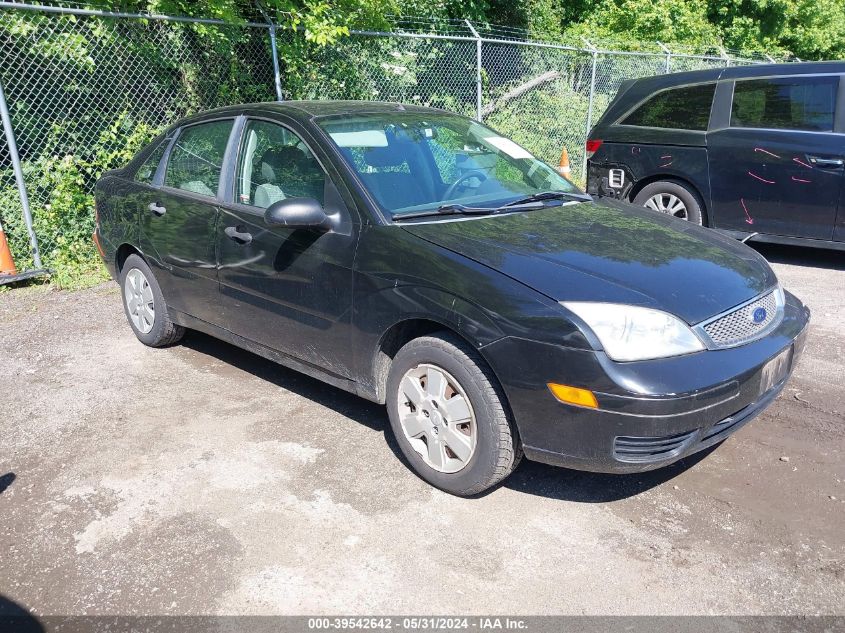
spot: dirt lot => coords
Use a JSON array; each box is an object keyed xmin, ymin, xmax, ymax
[{"xmin": 1, "ymin": 243, "xmax": 843, "ymax": 616}]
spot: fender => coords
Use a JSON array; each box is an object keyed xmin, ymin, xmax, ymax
[{"xmin": 350, "ymin": 282, "xmax": 507, "ymax": 401}]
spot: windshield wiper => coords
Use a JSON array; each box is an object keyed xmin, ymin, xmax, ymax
[
  {"xmin": 502, "ymin": 190, "xmax": 591, "ymax": 207},
  {"xmin": 392, "ymin": 203, "xmax": 528, "ymax": 221},
  {"xmin": 392, "ymin": 193, "xmax": 579, "ymax": 222}
]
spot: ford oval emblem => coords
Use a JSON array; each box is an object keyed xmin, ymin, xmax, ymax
[{"xmin": 752, "ymin": 307, "xmax": 768, "ymax": 324}]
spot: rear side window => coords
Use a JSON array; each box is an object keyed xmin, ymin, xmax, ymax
[
  {"xmin": 134, "ymin": 139, "xmax": 168, "ymax": 185},
  {"xmin": 731, "ymin": 76, "xmax": 838, "ymax": 132},
  {"xmin": 164, "ymin": 120, "xmax": 233, "ymax": 197},
  {"xmin": 621, "ymin": 83, "xmax": 716, "ymax": 131}
]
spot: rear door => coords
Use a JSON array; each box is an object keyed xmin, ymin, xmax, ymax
[
  {"xmin": 139, "ymin": 118, "xmax": 234, "ymax": 321},
  {"xmin": 216, "ymin": 116, "xmax": 360, "ymax": 376},
  {"xmin": 708, "ymin": 74, "xmax": 843, "ymax": 239}
]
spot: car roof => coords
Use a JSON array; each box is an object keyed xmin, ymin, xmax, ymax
[
  {"xmin": 168, "ymin": 100, "xmax": 453, "ymax": 131},
  {"xmin": 636, "ymin": 59, "xmax": 844, "ymax": 87}
]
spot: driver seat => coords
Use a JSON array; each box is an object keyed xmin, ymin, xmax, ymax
[{"xmin": 362, "ymin": 145, "xmax": 429, "ymax": 209}]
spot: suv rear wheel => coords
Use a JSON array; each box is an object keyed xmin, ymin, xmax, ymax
[
  {"xmin": 386, "ymin": 332, "xmax": 521, "ymax": 496},
  {"xmin": 633, "ymin": 180, "xmax": 705, "ymax": 226}
]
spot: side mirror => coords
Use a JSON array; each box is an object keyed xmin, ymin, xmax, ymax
[{"xmin": 264, "ymin": 197, "xmax": 330, "ymax": 231}]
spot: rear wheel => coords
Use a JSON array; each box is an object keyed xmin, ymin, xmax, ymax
[
  {"xmin": 633, "ymin": 180, "xmax": 705, "ymax": 225},
  {"xmin": 386, "ymin": 332, "xmax": 521, "ymax": 496},
  {"xmin": 120, "ymin": 254, "xmax": 184, "ymax": 347}
]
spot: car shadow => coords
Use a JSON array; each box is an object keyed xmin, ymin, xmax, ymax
[
  {"xmin": 751, "ymin": 242, "xmax": 845, "ymax": 271},
  {"xmin": 181, "ymin": 331, "xmax": 389, "ymax": 434},
  {"xmin": 0, "ymin": 594, "xmax": 44, "ymax": 633},
  {"xmin": 499, "ymin": 446, "xmax": 716, "ymax": 502},
  {"xmin": 181, "ymin": 331, "xmax": 714, "ymax": 503}
]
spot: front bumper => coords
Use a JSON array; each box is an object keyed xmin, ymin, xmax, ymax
[{"xmin": 482, "ymin": 291, "xmax": 810, "ymax": 473}]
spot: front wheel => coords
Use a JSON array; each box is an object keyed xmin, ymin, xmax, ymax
[
  {"xmin": 120, "ymin": 253, "xmax": 185, "ymax": 347},
  {"xmin": 386, "ymin": 333, "xmax": 521, "ymax": 496}
]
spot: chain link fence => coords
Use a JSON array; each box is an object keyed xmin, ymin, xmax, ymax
[{"xmin": 0, "ymin": 2, "xmax": 784, "ymax": 285}]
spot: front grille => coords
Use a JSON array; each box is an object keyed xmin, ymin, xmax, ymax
[
  {"xmin": 701, "ymin": 290, "xmax": 779, "ymax": 348},
  {"xmin": 613, "ymin": 430, "xmax": 697, "ymax": 463}
]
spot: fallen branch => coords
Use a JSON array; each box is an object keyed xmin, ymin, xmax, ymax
[{"xmin": 481, "ymin": 70, "xmax": 561, "ymax": 117}]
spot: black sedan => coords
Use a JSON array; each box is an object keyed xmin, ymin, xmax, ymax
[{"xmin": 94, "ymin": 101, "xmax": 810, "ymax": 496}]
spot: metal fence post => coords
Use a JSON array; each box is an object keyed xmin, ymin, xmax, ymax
[
  {"xmin": 657, "ymin": 42, "xmax": 671, "ymax": 73},
  {"xmin": 465, "ymin": 20, "xmax": 483, "ymax": 121},
  {"xmin": 268, "ymin": 24, "xmax": 284, "ymax": 101},
  {"xmin": 582, "ymin": 40, "xmax": 598, "ymax": 183},
  {"xmin": 0, "ymin": 76, "xmax": 42, "ymax": 269}
]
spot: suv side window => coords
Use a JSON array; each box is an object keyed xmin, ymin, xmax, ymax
[
  {"xmin": 164, "ymin": 120, "xmax": 233, "ymax": 197},
  {"xmin": 621, "ymin": 83, "xmax": 716, "ymax": 131},
  {"xmin": 731, "ymin": 76, "xmax": 838, "ymax": 132},
  {"xmin": 135, "ymin": 139, "xmax": 168, "ymax": 185},
  {"xmin": 235, "ymin": 120, "xmax": 325, "ymax": 209}
]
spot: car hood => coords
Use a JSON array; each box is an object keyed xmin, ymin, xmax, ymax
[{"xmin": 401, "ymin": 198, "xmax": 777, "ymax": 324}]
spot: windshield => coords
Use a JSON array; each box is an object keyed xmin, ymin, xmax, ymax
[{"xmin": 318, "ymin": 112, "xmax": 581, "ymax": 217}]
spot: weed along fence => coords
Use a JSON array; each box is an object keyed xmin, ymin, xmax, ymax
[{"xmin": 0, "ymin": 2, "xmax": 786, "ymax": 287}]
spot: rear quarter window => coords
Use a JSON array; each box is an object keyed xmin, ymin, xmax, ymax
[
  {"xmin": 134, "ymin": 139, "xmax": 168, "ymax": 185},
  {"xmin": 620, "ymin": 83, "xmax": 716, "ymax": 131},
  {"xmin": 730, "ymin": 76, "xmax": 838, "ymax": 132}
]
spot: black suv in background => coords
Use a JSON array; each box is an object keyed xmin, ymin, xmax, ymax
[{"xmin": 586, "ymin": 61, "xmax": 845, "ymax": 250}]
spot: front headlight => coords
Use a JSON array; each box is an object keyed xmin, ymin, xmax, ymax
[{"xmin": 561, "ymin": 302, "xmax": 705, "ymax": 361}]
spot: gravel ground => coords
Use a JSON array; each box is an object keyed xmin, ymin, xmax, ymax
[{"xmin": 1, "ymin": 243, "xmax": 843, "ymax": 616}]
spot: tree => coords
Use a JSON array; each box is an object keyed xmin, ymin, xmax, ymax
[{"xmin": 708, "ymin": 0, "xmax": 845, "ymax": 59}]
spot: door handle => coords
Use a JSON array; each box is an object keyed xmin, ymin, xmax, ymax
[
  {"xmin": 806, "ymin": 155, "xmax": 844, "ymax": 169},
  {"xmin": 224, "ymin": 226, "xmax": 253, "ymax": 245},
  {"xmin": 148, "ymin": 202, "xmax": 167, "ymax": 216}
]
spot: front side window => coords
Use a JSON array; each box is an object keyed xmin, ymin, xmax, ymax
[
  {"xmin": 235, "ymin": 120, "xmax": 325, "ymax": 209},
  {"xmin": 621, "ymin": 83, "xmax": 716, "ymax": 131},
  {"xmin": 318, "ymin": 113, "xmax": 580, "ymax": 216},
  {"xmin": 731, "ymin": 76, "xmax": 838, "ymax": 132},
  {"xmin": 135, "ymin": 139, "xmax": 168, "ymax": 185},
  {"xmin": 164, "ymin": 120, "xmax": 233, "ymax": 197}
]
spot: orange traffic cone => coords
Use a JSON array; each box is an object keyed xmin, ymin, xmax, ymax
[
  {"xmin": 558, "ymin": 147, "xmax": 572, "ymax": 180},
  {"xmin": 0, "ymin": 217, "xmax": 17, "ymax": 275}
]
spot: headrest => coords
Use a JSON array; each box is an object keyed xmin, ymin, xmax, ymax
[
  {"xmin": 363, "ymin": 145, "xmax": 408, "ymax": 168},
  {"xmin": 260, "ymin": 146, "xmax": 307, "ymax": 182}
]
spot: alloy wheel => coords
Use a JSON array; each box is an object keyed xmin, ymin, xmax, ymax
[
  {"xmin": 397, "ymin": 363, "xmax": 477, "ymax": 474},
  {"xmin": 124, "ymin": 268, "xmax": 155, "ymax": 334},
  {"xmin": 644, "ymin": 192, "xmax": 688, "ymax": 220}
]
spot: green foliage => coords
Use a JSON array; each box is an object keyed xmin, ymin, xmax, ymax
[
  {"xmin": 0, "ymin": 113, "xmax": 156, "ymax": 289},
  {"xmin": 708, "ymin": 0, "xmax": 845, "ymax": 59},
  {"xmin": 570, "ymin": 0, "xmax": 720, "ymax": 48},
  {"xmin": 561, "ymin": 0, "xmax": 845, "ymax": 59}
]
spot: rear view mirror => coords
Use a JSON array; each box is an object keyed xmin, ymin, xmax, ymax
[{"xmin": 264, "ymin": 197, "xmax": 330, "ymax": 231}]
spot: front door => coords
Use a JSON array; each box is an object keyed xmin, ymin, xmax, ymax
[
  {"xmin": 708, "ymin": 75, "xmax": 843, "ymax": 240},
  {"xmin": 139, "ymin": 119, "xmax": 234, "ymax": 321},
  {"xmin": 216, "ymin": 118, "xmax": 360, "ymax": 377}
]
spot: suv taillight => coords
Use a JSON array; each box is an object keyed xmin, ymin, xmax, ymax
[{"xmin": 585, "ymin": 139, "xmax": 603, "ymax": 159}]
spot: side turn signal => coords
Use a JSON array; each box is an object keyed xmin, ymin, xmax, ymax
[{"xmin": 547, "ymin": 383, "xmax": 598, "ymax": 409}]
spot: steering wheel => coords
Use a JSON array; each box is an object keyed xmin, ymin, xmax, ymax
[{"xmin": 442, "ymin": 169, "xmax": 488, "ymax": 201}]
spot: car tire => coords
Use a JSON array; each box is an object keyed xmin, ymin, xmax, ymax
[
  {"xmin": 633, "ymin": 180, "xmax": 705, "ymax": 226},
  {"xmin": 386, "ymin": 332, "xmax": 522, "ymax": 496},
  {"xmin": 119, "ymin": 254, "xmax": 185, "ymax": 347}
]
